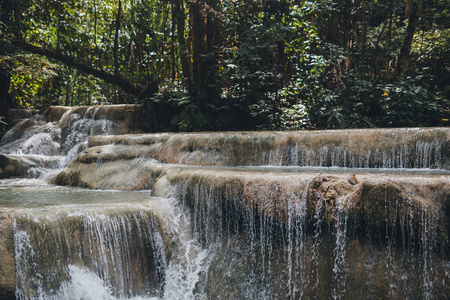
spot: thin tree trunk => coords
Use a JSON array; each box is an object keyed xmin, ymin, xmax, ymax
[
  {"xmin": 12, "ymin": 0, "xmax": 22, "ymax": 40},
  {"xmin": 173, "ymin": 0, "xmax": 192, "ymax": 90},
  {"xmin": 360, "ymin": 0, "xmax": 367, "ymax": 61},
  {"xmin": 65, "ymin": 67, "xmax": 70, "ymax": 106},
  {"xmin": 171, "ymin": 4, "xmax": 176, "ymax": 82},
  {"xmin": 70, "ymin": 69, "xmax": 74, "ymax": 106},
  {"xmin": 0, "ymin": 71, "xmax": 12, "ymax": 115},
  {"xmin": 191, "ymin": 2, "xmax": 200, "ymax": 89},
  {"xmin": 205, "ymin": 14, "xmax": 220, "ymax": 102},
  {"xmin": 159, "ymin": 6, "xmax": 170, "ymax": 80},
  {"xmin": 113, "ymin": 0, "xmax": 122, "ymax": 76},
  {"xmin": 386, "ymin": 1, "xmax": 394, "ymax": 76},
  {"xmin": 93, "ymin": 0, "xmax": 100, "ymax": 67},
  {"xmin": 397, "ymin": 0, "xmax": 422, "ymax": 76}
]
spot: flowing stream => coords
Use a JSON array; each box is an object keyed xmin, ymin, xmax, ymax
[{"xmin": 1, "ymin": 106, "xmax": 449, "ymax": 299}]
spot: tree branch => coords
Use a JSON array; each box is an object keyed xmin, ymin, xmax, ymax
[{"xmin": 14, "ymin": 41, "xmax": 147, "ymax": 97}]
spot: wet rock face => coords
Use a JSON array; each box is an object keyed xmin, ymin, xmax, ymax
[
  {"xmin": 55, "ymin": 142, "xmax": 450, "ymax": 298},
  {"xmin": 0, "ymin": 154, "xmax": 64, "ymax": 179},
  {"xmin": 57, "ymin": 105, "xmax": 145, "ymax": 153},
  {"xmin": 180, "ymin": 173, "xmax": 450, "ymax": 299},
  {"xmin": 1, "ymin": 105, "xmax": 145, "ymax": 154},
  {"xmin": 0, "ymin": 154, "xmax": 26, "ymax": 178},
  {"xmin": 53, "ymin": 158, "xmax": 162, "ymax": 190},
  {"xmin": 307, "ymin": 174, "xmax": 361, "ymax": 225},
  {"xmin": 0, "ymin": 105, "xmax": 146, "ymax": 179},
  {"xmin": 206, "ymin": 234, "xmax": 438, "ymax": 299},
  {"xmin": 0, "ymin": 210, "xmax": 15, "ymax": 299},
  {"xmin": 3, "ymin": 117, "xmax": 450, "ymax": 298},
  {"xmin": 12, "ymin": 206, "xmax": 167, "ymax": 299},
  {"xmin": 88, "ymin": 128, "xmax": 450, "ymax": 169}
]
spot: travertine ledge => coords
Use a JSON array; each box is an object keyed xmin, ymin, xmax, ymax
[{"xmin": 87, "ymin": 128, "xmax": 450, "ymax": 169}]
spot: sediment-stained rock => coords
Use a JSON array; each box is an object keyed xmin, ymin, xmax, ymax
[
  {"xmin": 0, "ymin": 154, "xmax": 64, "ymax": 179},
  {"xmin": 54, "ymin": 154, "xmax": 450, "ymax": 240},
  {"xmin": 5, "ymin": 122, "xmax": 450, "ymax": 298},
  {"xmin": 53, "ymin": 139, "xmax": 450, "ymax": 298},
  {"xmin": 88, "ymin": 128, "xmax": 450, "ymax": 169},
  {"xmin": 0, "ymin": 154, "xmax": 28, "ymax": 178},
  {"xmin": 0, "ymin": 105, "xmax": 146, "ymax": 178},
  {"xmin": 0, "ymin": 209, "xmax": 15, "ymax": 299},
  {"xmin": 12, "ymin": 203, "xmax": 168, "ymax": 299}
]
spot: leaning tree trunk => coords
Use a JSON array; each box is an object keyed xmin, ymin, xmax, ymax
[
  {"xmin": 396, "ymin": 0, "xmax": 423, "ymax": 77},
  {"xmin": 15, "ymin": 42, "xmax": 146, "ymax": 97}
]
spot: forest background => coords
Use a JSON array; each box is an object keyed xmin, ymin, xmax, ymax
[{"xmin": 0, "ymin": 0, "xmax": 449, "ymax": 132}]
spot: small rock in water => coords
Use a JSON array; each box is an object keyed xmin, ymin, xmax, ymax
[{"xmin": 348, "ymin": 174, "xmax": 357, "ymax": 185}]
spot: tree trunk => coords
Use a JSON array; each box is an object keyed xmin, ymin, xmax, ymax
[
  {"xmin": 171, "ymin": 4, "xmax": 176, "ymax": 82},
  {"xmin": 191, "ymin": 2, "xmax": 203, "ymax": 100},
  {"xmin": 113, "ymin": 0, "xmax": 122, "ymax": 76},
  {"xmin": 190, "ymin": 1, "xmax": 219, "ymax": 111},
  {"xmin": 93, "ymin": 0, "xmax": 100, "ymax": 68},
  {"xmin": 360, "ymin": 0, "xmax": 368, "ymax": 61},
  {"xmin": 0, "ymin": 71, "xmax": 11, "ymax": 138},
  {"xmin": 173, "ymin": 0, "xmax": 192, "ymax": 91},
  {"xmin": 64, "ymin": 67, "xmax": 70, "ymax": 106},
  {"xmin": 12, "ymin": 0, "xmax": 22, "ymax": 40},
  {"xmin": 396, "ymin": 0, "xmax": 423, "ymax": 76},
  {"xmin": 0, "ymin": 71, "xmax": 12, "ymax": 115}
]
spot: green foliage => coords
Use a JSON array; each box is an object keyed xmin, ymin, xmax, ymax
[
  {"xmin": 1, "ymin": 53, "xmax": 60, "ymax": 108},
  {"xmin": 220, "ymin": 0, "xmax": 314, "ymax": 129},
  {"xmin": 381, "ymin": 78, "xmax": 440, "ymax": 127},
  {"xmin": 0, "ymin": 0, "xmax": 448, "ymax": 129},
  {"xmin": 157, "ymin": 85, "xmax": 210, "ymax": 132},
  {"xmin": 158, "ymin": 84, "xmax": 235, "ymax": 131},
  {"xmin": 280, "ymin": 104, "xmax": 310, "ymax": 130}
]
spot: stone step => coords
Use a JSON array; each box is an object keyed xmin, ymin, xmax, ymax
[{"xmin": 87, "ymin": 128, "xmax": 450, "ymax": 169}]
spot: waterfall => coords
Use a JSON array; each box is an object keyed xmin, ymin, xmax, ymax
[
  {"xmin": 12, "ymin": 202, "xmax": 167, "ymax": 299},
  {"xmin": 1, "ymin": 108, "xmax": 450, "ymax": 299},
  {"xmin": 0, "ymin": 105, "xmax": 143, "ymax": 179},
  {"xmin": 81, "ymin": 128, "xmax": 450, "ymax": 170},
  {"xmin": 6, "ymin": 183, "xmax": 214, "ymax": 300}
]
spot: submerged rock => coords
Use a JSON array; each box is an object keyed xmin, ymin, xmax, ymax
[{"xmin": 0, "ymin": 154, "xmax": 28, "ymax": 178}]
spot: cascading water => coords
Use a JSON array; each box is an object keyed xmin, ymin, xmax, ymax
[
  {"xmin": 169, "ymin": 172, "xmax": 449, "ymax": 299},
  {"xmin": 0, "ymin": 105, "xmax": 143, "ymax": 179},
  {"xmin": 2, "ymin": 180, "xmax": 213, "ymax": 300},
  {"xmin": 1, "ymin": 107, "xmax": 450, "ymax": 299}
]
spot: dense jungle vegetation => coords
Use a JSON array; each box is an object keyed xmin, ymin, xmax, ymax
[{"xmin": 0, "ymin": 0, "xmax": 449, "ymax": 131}]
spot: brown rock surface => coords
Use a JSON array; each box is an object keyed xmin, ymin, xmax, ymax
[
  {"xmin": 87, "ymin": 128, "xmax": 450, "ymax": 169},
  {"xmin": 0, "ymin": 209, "xmax": 15, "ymax": 299}
]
